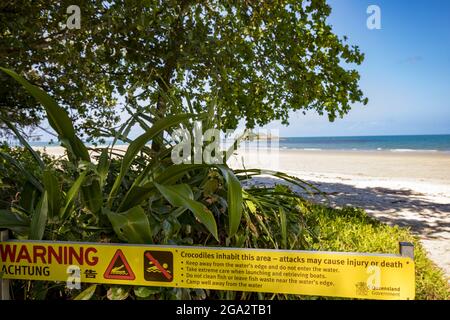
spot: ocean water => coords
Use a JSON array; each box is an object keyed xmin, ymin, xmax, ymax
[
  {"xmin": 23, "ymin": 134, "xmax": 450, "ymax": 152},
  {"xmin": 278, "ymin": 135, "xmax": 450, "ymax": 152}
]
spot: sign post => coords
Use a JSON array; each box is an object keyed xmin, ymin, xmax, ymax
[
  {"xmin": 0, "ymin": 239, "xmax": 415, "ymax": 300},
  {"xmin": 399, "ymin": 242, "xmax": 414, "ymax": 260},
  {"xmin": 0, "ymin": 230, "xmax": 10, "ymax": 300}
]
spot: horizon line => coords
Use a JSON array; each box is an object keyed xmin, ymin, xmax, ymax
[{"xmin": 279, "ymin": 133, "xmax": 450, "ymax": 138}]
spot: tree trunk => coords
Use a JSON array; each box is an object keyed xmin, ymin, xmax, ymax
[
  {"xmin": 150, "ymin": 3, "xmax": 187, "ymax": 152},
  {"xmin": 151, "ymin": 92, "xmax": 166, "ymax": 152}
]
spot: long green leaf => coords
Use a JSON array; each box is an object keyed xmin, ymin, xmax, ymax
[
  {"xmin": 29, "ymin": 191, "xmax": 48, "ymax": 240},
  {"xmin": 110, "ymin": 116, "xmax": 134, "ymax": 152},
  {"xmin": 107, "ymin": 286, "xmax": 130, "ymax": 300},
  {"xmin": 118, "ymin": 184, "xmax": 157, "ymax": 212},
  {"xmin": 108, "ymin": 113, "xmax": 204, "ymax": 207},
  {"xmin": 0, "ymin": 67, "xmax": 90, "ymax": 161},
  {"xmin": 0, "ymin": 210, "xmax": 30, "ymax": 235},
  {"xmin": 118, "ymin": 164, "xmax": 208, "ymax": 211},
  {"xmin": 217, "ymin": 165, "xmax": 243, "ymax": 237},
  {"xmin": 97, "ymin": 147, "xmax": 110, "ymax": 188},
  {"xmin": 73, "ymin": 285, "xmax": 97, "ymax": 300},
  {"xmin": 0, "ymin": 151, "xmax": 43, "ymax": 192},
  {"xmin": 60, "ymin": 171, "xmax": 87, "ymax": 219},
  {"xmin": 134, "ymin": 286, "xmax": 159, "ymax": 298},
  {"xmin": 155, "ymin": 183, "xmax": 218, "ymax": 241},
  {"xmin": 155, "ymin": 164, "xmax": 208, "ymax": 184},
  {"xmin": 0, "ymin": 116, "xmax": 45, "ymax": 169},
  {"xmin": 19, "ymin": 182, "xmax": 38, "ymax": 212},
  {"xmin": 42, "ymin": 170, "xmax": 60, "ymax": 219},
  {"xmin": 125, "ymin": 105, "xmax": 151, "ymax": 131},
  {"xmin": 243, "ymin": 193, "xmax": 278, "ymax": 248},
  {"xmin": 279, "ymin": 208, "xmax": 287, "ymax": 249},
  {"xmin": 117, "ymin": 145, "xmax": 173, "ymax": 208},
  {"xmin": 82, "ymin": 180, "xmax": 103, "ymax": 214},
  {"xmin": 104, "ymin": 206, "xmax": 152, "ymax": 244},
  {"xmin": 170, "ymin": 184, "xmax": 194, "ymax": 200},
  {"xmin": 235, "ymin": 168, "xmax": 323, "ymax": 196}
]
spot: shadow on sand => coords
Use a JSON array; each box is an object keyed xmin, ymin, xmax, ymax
[{"xmin": 243, "ymin": 176, "xmax": 450, "ymax": 240}]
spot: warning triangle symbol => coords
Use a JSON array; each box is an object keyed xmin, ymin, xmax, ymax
[{"xmin": 104, "ymin": 249, "xmax": 136, "ymax": 280}]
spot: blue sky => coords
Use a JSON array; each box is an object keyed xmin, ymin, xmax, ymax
[{"xmin": 265, "ymin": 0, "xmax": 450, "ymax": 137}]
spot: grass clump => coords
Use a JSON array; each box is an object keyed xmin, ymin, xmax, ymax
[{"xmin": 307, "ymin": 205, "xmax": 449, "ymax": 300}]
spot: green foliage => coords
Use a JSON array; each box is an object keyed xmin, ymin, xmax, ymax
[
  {"xmin": 73, "ymin": 285, "xmax": 97, "ymax": 300},
  {"xmin": 29, "ymin": 191, "xmax": 48, "ymax": 240},
  {"xmin": 1, "ymin": 1, "xmax": 367, "ymax": 139},
  {"xmin": 217, "ymin": 165, "xmax": 243, "ymax": 238},
  {"xmin": 155, "ymin": 182, "xmax": 219, "ymax": 241},
  {"xmin": 0, "ymin": 143, "xmax": 52, "ymax": 210},
  {"xmin": 238, "ymin": 184, "xmax": 316, "ymax": 250},
  {"xmin": 107, "ymin": 113, "xmax": 204, "ymax": 207},
  {"xmin": 0, "ymin": 67, "xmax": 313, "ymax": 299},
  {"xmin": 0, "ymin": 67, "xmax": 91, "ymax": 160},
  {"xmin": 308, "ymin": 205, "xmax": 449, "ymax": 300},
  {"xmin": 105, "ymin": 206, "xmax": 153, "ymax": 244},
  {"xmin": 0, "ymin": 1, "xmax": 119, "ymax": 137},
  {"xmin": 1, "ymin": 116, "xmax": 45, "ymax": 169},
  {"xmin": 0, "ymin": 209, "xmax": 30, "ymax": 235},
  {"xmin": 60, "ymin": 171, "xmax": 87, "ymax": 220},
  {"xmin": 0, "ymin": 67, "xmax": 237, "ymax": 246},
  {"xmin": 107, "ymin": 286, "xmax": 130, "ymax": 300},
  {"xmin": 0, "ymin": 150, "xmax": 43, "ymax": 193}
]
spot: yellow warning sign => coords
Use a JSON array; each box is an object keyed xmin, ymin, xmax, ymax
[{"xmin": 0, "ymin": 241, "xmax": 415, "ymax": 300}]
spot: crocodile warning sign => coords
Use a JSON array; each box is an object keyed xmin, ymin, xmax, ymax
[
  {"xmin": 0, "ymin": 240, "xmax": 415, "ymax": 300},
  {"xmin": 104, "ymin": 249, "xmax": 135, "ymax": 280}
]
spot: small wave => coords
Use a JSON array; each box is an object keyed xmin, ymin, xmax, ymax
[
  {"xmin": 390, "ymin": 149, "xmax": 438, "ymax": 153},
  {"xmin": 301, "ymin": 148, "xmax": 322, "ymax": 151}
]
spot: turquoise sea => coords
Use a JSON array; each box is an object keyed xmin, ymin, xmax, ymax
[
  {"xmin": 25, "ymin": 134, "xmax": 450, "ymax": 152},
  {"xmin": 277, "ymin": 135, "xmax": 450, "ymax": 152}
]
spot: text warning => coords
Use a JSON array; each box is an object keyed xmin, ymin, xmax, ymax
[{"xmin": 0, "ymin": 241, "xmax": 415, "ymax": 299}]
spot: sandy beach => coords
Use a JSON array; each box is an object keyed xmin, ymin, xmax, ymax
[
  {"xmin": 229, "ymin": 149, "xmax": 450, "ymax": 283},
  {"xmin": 36, "ymin": 145, "xmax": 450, "ymax": 282}
]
